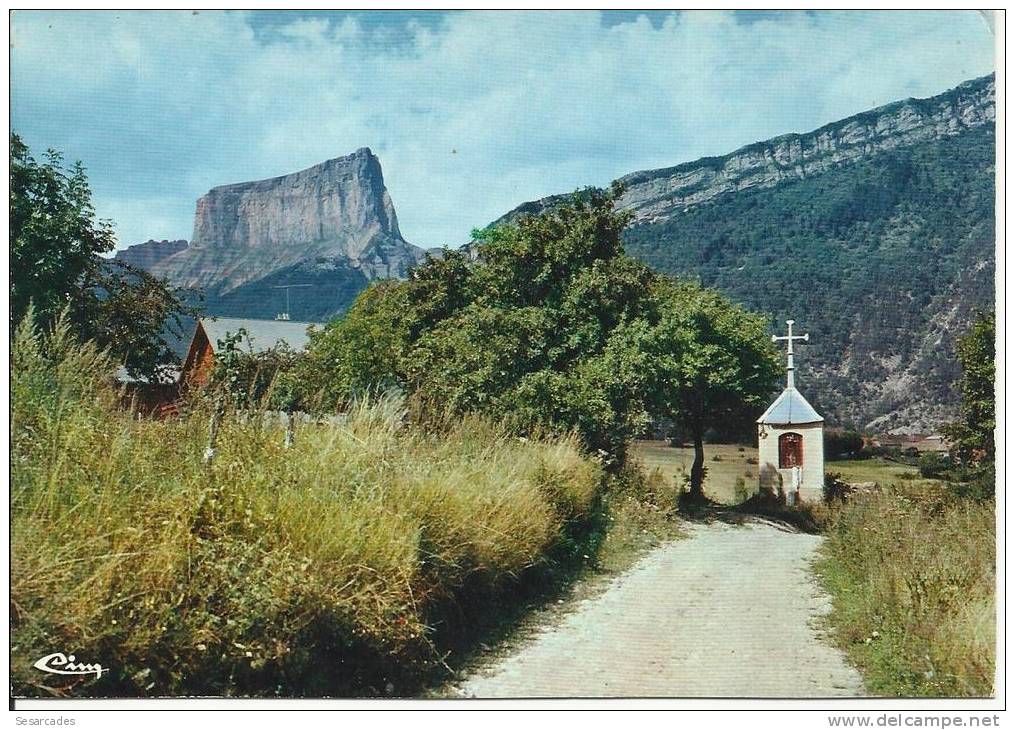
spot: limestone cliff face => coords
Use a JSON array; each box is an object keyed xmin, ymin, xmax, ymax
[
  {"xmin": 151, "ymin": 148, "xmax": 424, "ymax": 299},
  {"xmin": 495, "ymin": 75, "xmax": 995, "ymax": 226},
  {"xmin": 114, "ymin": 239, "xmax": 189, "ymax": 270}
]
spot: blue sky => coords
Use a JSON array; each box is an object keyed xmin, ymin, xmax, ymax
[{"xmin": 10, "ymin": 10, "xmax": 995, "ymax": 250}]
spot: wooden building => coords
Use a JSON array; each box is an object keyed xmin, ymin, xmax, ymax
[
  {"xmin": 180, "ymin": 317, "xmax": 316, "ymax": 389},
  {"xmin": 115, "ymin": 317, "xmax": 317, "ymax": 417}
]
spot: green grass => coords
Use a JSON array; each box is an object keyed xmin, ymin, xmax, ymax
[
  {"xmin": 632, "ymin": 441, "xmax": 757, "ymax": 504},
  {"xmin": 826, "ymin": 457, "xmax": 938, "ymax": 490},
  {"xmin": 816, "ymin": 481, "xmax": 995, "ymax": 697},
  {"xmin": 11, "ymin": 316, "xmax": 619, "ymax": 698}
]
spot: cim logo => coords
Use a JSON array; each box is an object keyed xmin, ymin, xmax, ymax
[{"xmin": 33, "ymin": 652, "xmax": 108, "ymax": 680}]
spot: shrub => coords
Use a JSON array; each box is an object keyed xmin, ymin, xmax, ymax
[
  {"xmin": 733, "ymin": 477, "xmax": 749, "ymax": 504},
  {"xmin": 824, "ymin": 472, "xmax": 852, "ymax": 503},
  {"xmin": 825, "ymin": 430, "xmax": 865, "ymax": 460},
  {"xmin": 946, "ymin": 462, "xmax": 996, "ymax": 502},
  {"xmin": 731, "ymin": 489, "xmax": 828, "ymax": 533},
  {"xmin": 210, "ymin": 329, "xmax": 305, "ymax": 411},
  {"xmin": 11, "ymin": 316, "xmax": 605, "ymax": 697},
  {"xmin": 918, "ymin": 452, "xmax": 953, "ymax": 479}
]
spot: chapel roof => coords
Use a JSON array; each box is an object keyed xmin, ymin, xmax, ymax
[{"xmin": 757, "ymin": 386, "xmax": 823, "ymax": 425}]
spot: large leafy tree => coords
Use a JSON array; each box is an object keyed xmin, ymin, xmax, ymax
[
  {"xmin": 404, "ymin": 185, "xmax": 658, "ymax": 459},
  {"xmin": 10, "ymin": 134, "xmax": 194, "ymax": 381},
  {"xmin": 944, "ymin": 311, "xmax": 995, "ymax": 495},
  {"xmin": 297, "ymin": 280, "xmax": 411, "ymax": 407},
  {"xmin": 305, "ymin": 183, "xmax": 779, "ymax": 469},
  {"xmin": 307, "ymin": 184, "xmax": 656, "ymax": 459},
  {"xmin": 643, "ymin": 279, "xmax": 781, "ymax": 500},
  {"xmin": 10, "ymin": 134, "xmax": 111, "ymax": 321}
]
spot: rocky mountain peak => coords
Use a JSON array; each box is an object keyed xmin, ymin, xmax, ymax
[
  {"xmin": 150, "ymin": 148, "xmax": 423, "ymax": 298},
  {"xmin": 114, "ymin": 239, "xmax": 189, "ymax": 270}
]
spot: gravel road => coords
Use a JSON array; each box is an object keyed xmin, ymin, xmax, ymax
[{"xmin": 455, "ymin": 520, "xmax": 865, "ymax": 698}]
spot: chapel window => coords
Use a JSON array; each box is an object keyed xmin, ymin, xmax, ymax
[{"xmin": 779, "ymin": 432, "xmax": 803, "ymax": 469}]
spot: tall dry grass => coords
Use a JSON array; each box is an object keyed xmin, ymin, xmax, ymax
[
  {"xmin": 816, "ymin": 483, "xmax": 995, "ymax": 697},
  {"xmin": 11, "ymin": 315, "xmax": 604, "ymax": 697}
]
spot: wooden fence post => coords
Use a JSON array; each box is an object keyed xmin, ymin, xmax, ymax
[
  {"xmin": 204, "ymin": 398, "xmax": 224, "ymax": 466},
  {"xmin": 283, "ymin": 410, "xmax": 294, "ymax": 448}
]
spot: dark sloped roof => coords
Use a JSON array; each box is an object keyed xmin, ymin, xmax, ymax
[
  {"xmin": 757, "ymin": 386, "xmax": 823, "ymax": 425},
  {"xmin": 201, "ymin": 317, "xmax": 317, "ymax": 353}
]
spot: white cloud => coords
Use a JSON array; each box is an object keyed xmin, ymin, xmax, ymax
[{"xmin": 10, "ymin": 10, "xmax": 995, "ymax": 249}]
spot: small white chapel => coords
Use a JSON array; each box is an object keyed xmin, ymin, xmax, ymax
[{"xmin": 757, "ymin": 320, "xmax": 825, "ymax": 504}]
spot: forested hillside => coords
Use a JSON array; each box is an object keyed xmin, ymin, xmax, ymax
[{"xmin": 623, "ymin": 126, "xmax": 995, "ymax": 430}]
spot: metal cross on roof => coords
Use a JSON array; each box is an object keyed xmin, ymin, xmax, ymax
[{"xmin": 772, "ymin": 319, "xmax": 809, "ymax": 389}]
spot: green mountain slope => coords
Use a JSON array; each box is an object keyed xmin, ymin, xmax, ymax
[{"xmin": 623, "ymin": 126, "xmax": 995, "ymax": 431}]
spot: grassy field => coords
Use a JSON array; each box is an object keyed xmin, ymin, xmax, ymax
[
  {"xmin": 11, "ymin": 318, "xmax": 606, "ymax": 697},
  {"xmin": 826, "ymin": 457, "xmax": 937, "ymax": 490},
  {"xmin": 632, "ymin": 441, "xmax": 758, "ymax": 504},
  {"xmin": 632, "ymin": 442, "xmax": 944, "ymax": 504},
  {"xmin": 816, "ymin": 482, "xmax": 995, "ymax": 697},
  {"xmin": 11, "ymin": 316, "xmax": 682, "ymax": 698}
]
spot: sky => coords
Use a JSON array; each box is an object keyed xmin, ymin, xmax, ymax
[{"xmin": 10, "ymin": 10, "xmax": 996, "ymax": 251}]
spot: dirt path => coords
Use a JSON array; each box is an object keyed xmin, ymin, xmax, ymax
[{"xmin": 455, "ymin": 520, "xmax": 865, "ymax": 698}]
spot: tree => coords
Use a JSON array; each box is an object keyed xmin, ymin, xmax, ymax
[
  {"xmin": 304, "ymin": 184, "xmax": 657, "ymax": 460},
  {"xmin": 402, "ymin": 184, "xmax": 657, "ymax": 460},
  {"xmin": 10, "ymin": 134, "xmax": 194, "ymax": 381},
  {"xmin": 71, "ymin": 259, "xmax": 197, "ymax": 382},
  {"xmin": 303, "ymin": 183, "xmax": 780, "ymax": 469},
  {"xmin": 11, "ymin": 134, "xmax": 112, "ymax": 323},
  {"xmin": 210, "ymin": 329, "xmax": 304, "ymax": 411},
  {"xmin": 296, "ymin": 280, "xmax": 411, "ymax": 409},
  {"xmin": 405, "ymin": 247, "xmax": 474, "ymax": 339},
  {"xmin": 644, "ymin": 279, "xmax": 781, "ymax": 500},
  {"xmin": 944, "ymin": 311, "xmax": 995, "ymax": 497}
]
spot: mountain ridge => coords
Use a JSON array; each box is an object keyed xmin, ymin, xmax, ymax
[
  {"xmin": 488, "ymin": 74, "xmax": 995, "ymax": 432},
  {"xmin": 493, "ymin": 74, "xmax": 994, "ymax": 228},
  {"xmin": 123, "ymin": 76, "xmax": 995, "ymax": 431},
  {"xmin": 114, "ymin": 239, "xmax": 189, "ymax": 270}
]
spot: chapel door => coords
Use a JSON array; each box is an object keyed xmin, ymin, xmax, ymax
[{"xmin": 779, "ymin": 432, "xmax": 803, "ymax": 469}]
